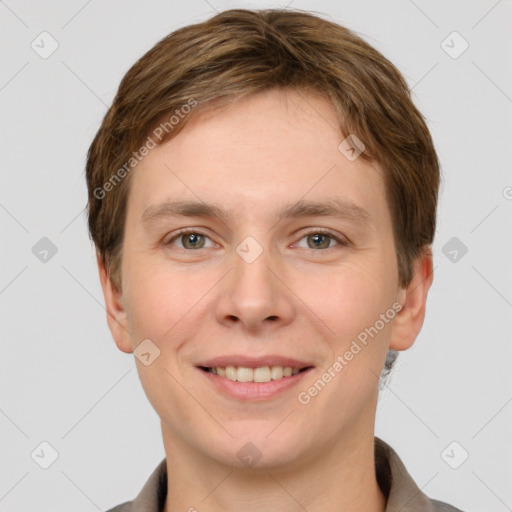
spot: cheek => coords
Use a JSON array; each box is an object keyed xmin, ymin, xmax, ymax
[
  {"xmin": 122, "ymin": 257, "xmax": 216, "ymax": 342},
  {"xmin": 121, "ymin": 262, "xmax": 203, "ymax": 420},
  {"xmin": 298, "ymin": 258, "xmax": 396, "ymax": 343}
]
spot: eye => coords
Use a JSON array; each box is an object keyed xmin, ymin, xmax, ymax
[
  {"xmin": 166, "ymin": 230, "xmax": 215, "ymax": 250},
  {"xmin": 295, "ymin": 231, "xmax": 347, "ymax": 250},
  {"xmin": 165, "ymin": 229, "xmax": 347, "ymax": 251}
]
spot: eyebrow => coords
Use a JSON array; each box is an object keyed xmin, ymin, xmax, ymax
[{"xmin": 141, "ymin": 197, "xmax": 372, "ymax": 227}]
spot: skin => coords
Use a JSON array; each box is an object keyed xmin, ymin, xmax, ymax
[{"xmin": 98, "ymin": 88, "xmax": 433, "ymax": 511}]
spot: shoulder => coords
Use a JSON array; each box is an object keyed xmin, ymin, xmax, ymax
[
  {"xmin": 375, "ymin": 437, "xmax": 466, "ymax": 512},
  {"xmin": 103, "ymin": 458, "xmax": 167, "ymax": 512},
  {"xmin": 104, "ymin": 502, "xmax": 132, "ymax": 512},
  {"xmin": 430, "ymin": 498, "xmax": 465, "ymax": 511}
]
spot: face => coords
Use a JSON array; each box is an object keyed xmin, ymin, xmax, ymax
[{"xmin": 101, "ymin": 88, "xmax": 425, "ymax": 470}]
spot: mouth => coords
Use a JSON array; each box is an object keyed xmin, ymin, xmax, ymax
[
  {"xmin": 195, "ymin": 356, "xmax": 315, "ymax": 401},
  {"xmin": 198, "ymin": 365, "xmax": 313, "ymax": 383}
]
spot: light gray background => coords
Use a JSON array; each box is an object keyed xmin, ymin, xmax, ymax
[{"xmin": 1, "ymin": 1, "xmax": 511, "ymax": 511}]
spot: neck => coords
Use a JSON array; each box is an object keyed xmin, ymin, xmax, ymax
[{"xmin": 162, "ymin": 422, "xmax": 387, "ymax": 512}]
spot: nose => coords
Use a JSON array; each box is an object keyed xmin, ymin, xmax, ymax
[{"xmin": 214, "ymin": 244, "xmax": 295, "ymax": 333}]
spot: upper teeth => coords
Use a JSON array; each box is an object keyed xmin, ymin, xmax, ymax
[{"xmin": 210, "ymin": 365, "xmax": 300, "ymax": 382}]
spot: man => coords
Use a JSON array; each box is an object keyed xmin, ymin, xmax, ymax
[{"xmin": 86, "ymin": 8, "xmax": 463, "ymax": 512}]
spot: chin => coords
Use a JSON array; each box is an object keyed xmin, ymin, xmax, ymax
[{"xmin": 209, "ymin": 428, "xmax": 306, "ymax": 470}]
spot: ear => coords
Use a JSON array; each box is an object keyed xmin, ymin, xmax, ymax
[
  {"xmin": 96, "ymin": 253, "xmax": 133, "ymax": 354},
  {"xmin": 389, "ymin": 247, "xmax": 434, "ymax": 351}
]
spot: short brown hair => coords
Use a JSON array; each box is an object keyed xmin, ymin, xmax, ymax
[{"xmin": 86, "ymin": 8, "xmax": 439, "ymax": 375}]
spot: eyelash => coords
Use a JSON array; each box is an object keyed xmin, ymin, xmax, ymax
[{"xmin": 165, "ymin": 229, "xmax": 349, "ymax": 251}]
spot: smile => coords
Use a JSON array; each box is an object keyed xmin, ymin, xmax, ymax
[
  {"xmin": 199, "ymin": 365, "xmax": 312, "ymax": 383},
  {"xmin": 197, "ymin": 364, "xmax": 314, "ymax": 401}
]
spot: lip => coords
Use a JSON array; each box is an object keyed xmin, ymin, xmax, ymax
[
  {"xmin": 198, "ymin": 366, "xmax": 314, "ymax": 402},
  {"xmin": 197, "ymin": 355, "xmax": 313, "ymax": 369}
]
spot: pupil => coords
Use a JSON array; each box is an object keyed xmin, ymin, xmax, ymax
[
  {"xmin": 184, "ymin": 233, "xmax": 203, "ymax": 248},
  {"xmin": 310, "ymin": 234, "xmax": 328, "ymax": 249}
]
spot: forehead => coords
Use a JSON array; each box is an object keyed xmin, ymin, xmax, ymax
[{"xmin": 128, "ymin": 88, "xmax": 389, "ymax": 225}]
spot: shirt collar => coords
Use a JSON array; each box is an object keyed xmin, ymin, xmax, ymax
[{"xmin": 128, "ymin": 437, "xmax": 438, "ymax": 512}]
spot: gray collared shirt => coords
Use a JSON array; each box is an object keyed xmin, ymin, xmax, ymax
[{"xmin": 106, "ymin": 437, "xmax": 464, "ymax": 511}]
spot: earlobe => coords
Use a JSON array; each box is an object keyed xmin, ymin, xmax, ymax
[
  {"xmin": 96, "ymin": 253, "xmax": 134, "ymax": 354},
  {"xmin": 389, "ymin": 248, "xmax": 434, "ymax": 352}
]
